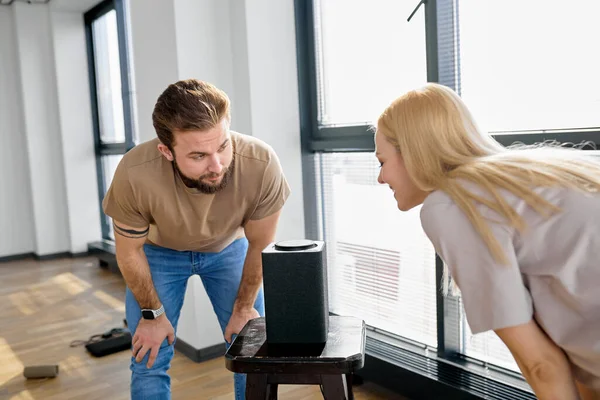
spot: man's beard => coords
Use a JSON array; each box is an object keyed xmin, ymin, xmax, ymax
[{"xmin": 173, "ymin": 155, "xmax": 235, "ymax": 194}]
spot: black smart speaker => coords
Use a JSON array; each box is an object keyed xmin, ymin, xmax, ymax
[{"xmin": 262, "ymin": 239, "xmax": 329, "ymax": 353}]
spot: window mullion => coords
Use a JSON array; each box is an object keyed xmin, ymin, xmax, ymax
[{"xmin": 426, "ymin": 0, "xmax": 464, "ymax": 357}]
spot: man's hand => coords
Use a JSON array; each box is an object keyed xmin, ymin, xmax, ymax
[
  {"xmin": 224, "ymin": 307, "xmax": 260, "ymax": 343},
  {"xmin": 113, "ymin": 218, "xmax": 171, "ymax": 369},
  {"xmin": 223, "ymin": 210, "xmax": 282, "ymax": 344},
  {"xmin": 132, "ymin": 314, "xmax": 175, "ymax": 368}
]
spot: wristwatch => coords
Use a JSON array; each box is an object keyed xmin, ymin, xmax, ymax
[{"xmin": 141, "ymin": 304, "xmax": 165, "ymax": 320}]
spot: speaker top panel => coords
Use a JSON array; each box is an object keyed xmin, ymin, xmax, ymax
[
  {"xmin": 275, "ymin": 239, "xmax": 317, "ymax": 251},
  {"xmin": 263, "ymin": 239, "xmax": 324, "ymax": 253}
]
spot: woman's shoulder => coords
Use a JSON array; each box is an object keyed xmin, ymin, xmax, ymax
[
  {"xmin": 421, "ymin": 180, "xmax": 486, "ymax": 211},
  {"xmin": 421, "ymin": 180, "xmax": 600, "ymax": 233},
  {"xmin": 419, "ymin": 189, "xmax": 463, "ymax": 241},
  {"xmin": 419, "ymin": 181, "xmax": 513, "ymax": 235},
  {"xmin": 422, "ymin": 188, "xmax": 453, "ymax": 207}
]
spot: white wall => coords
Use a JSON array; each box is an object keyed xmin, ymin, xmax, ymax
[
  {"xmin": 129, "ymin": 0, "xmax": 178, "ymax": 143},
  {"xmin": 173, "ymin": 0, "xmax": 236, "ymax": 114},
  {"xmin": 242, "ymin": 0, "xmax": 305, "ymax": 241},
  {"xmin": 228, "ymin": 0, "xmax": 253, "ymax": 136},
  {"xmin": 1, "ymin": 2, "xmax": 102, "ymax": 258},
  {"xmin": 12, "ymin": 3, "xmax": 71, "ymax": 257},
  {"xmin": 51, "ymin": 10, "xmax": 103, "ymax": 254},
  {"xmin": 177, "ymin": 275, "xmax": 224, "ymax": 349},
  {"xmin": 0, "ymin": 7, "xmax": 35, "ymax": 257},
  {"xmin": 128, "ymin": 0, "xmax": 305, "ymax": 351}
]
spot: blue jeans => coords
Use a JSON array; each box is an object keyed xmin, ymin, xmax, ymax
[{"xmin": 125, "ymin": 238, "xmax": 264, "ymax": 400}]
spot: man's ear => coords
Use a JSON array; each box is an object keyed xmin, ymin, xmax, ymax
[{"xmin": 157, "ymin": 143, "xmax": 174, "ymax": 161}]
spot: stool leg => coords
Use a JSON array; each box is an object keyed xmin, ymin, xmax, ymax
[
  {"xmin": 268, "ymin": 383, "xmax": 278, "ymax": 400},
  {"xmin": 320, "ymin": 375, "xmax": 349, "ymax": 400},
  {"xmin": 246, "ymin": 374, "xmax": 269, "ymax": 400},
  {"xmin": 345, "ymin": 374, "xmax": 354, "ymax": 400}
]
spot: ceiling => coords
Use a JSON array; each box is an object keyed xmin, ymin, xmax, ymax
[
  {"xmin": 51, "ymin": 0, "xmax": 103, "ymax": 12},
  {"xmin": 0, "ymin": 0, "xmax": 103, "ymax": 13},
  {"xmin": 0, "ymin": 0, "xmax": 49, "ymax": 5}
]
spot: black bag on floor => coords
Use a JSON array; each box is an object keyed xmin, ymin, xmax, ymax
[
  {"xmin": 85, "ymin": 329, "xmax": 132, "ymax": 357},
  {"xmin": 71, "ymin": 327, "xmax": 132, "ymax": 357}
]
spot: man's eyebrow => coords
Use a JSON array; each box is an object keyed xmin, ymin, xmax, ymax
[{"xmin": 187, "ymin": 139, "xmax": 230, "ymax": 156}]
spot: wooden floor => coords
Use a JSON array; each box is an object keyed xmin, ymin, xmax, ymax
[{"xmin": 0, "ymin": 256, "xmax": 408, "ymax": 400}]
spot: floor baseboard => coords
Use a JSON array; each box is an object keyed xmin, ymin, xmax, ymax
[
  {"xmin": 71, "ymin": 251, "xmax": 92, "ymax": 258},
  {"xmin": 0, "ymin": 252, "xmax": 35, "ymax": 263},
  {"xmin": 34, "ymin": 252, "xmax": 73, "ymax": 261},
  {"xmin": 0, "ymin": 251, "xmax": 91, "ymax": 263}
]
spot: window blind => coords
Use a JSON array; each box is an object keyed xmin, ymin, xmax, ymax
[{"xmin": 318, "ymin": 153, "xmax": 437, "ymax": 347}]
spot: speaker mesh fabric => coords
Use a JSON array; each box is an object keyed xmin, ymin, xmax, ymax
[{"xmin": 262, "ymin": 241, "xmax": 329, "ymax": 344}]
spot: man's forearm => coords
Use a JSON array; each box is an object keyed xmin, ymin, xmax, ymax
[
  {"xmin": 233, "ymin": 244, "xmax": 263, "ymax": 312},
  {"xmin": 116, "ymin": 248, "xmax": 162, "ymax": 310}
]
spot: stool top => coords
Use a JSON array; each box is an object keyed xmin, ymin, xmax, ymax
[{"xmin": 225, "ymin": 316, "xmax": 366, "ymax": 374}]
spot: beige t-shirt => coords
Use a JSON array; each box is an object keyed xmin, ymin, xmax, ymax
[
  {"xmin": 102, "ymin": 131, "xmax": 291, "ymax": 253},
  {"xmin": 420, "ymin": 182, "xmax": 600, "ymax": 389}
]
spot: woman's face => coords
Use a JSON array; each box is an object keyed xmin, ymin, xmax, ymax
[{"xmin": 375, "ymin": 132, "xmax": 429, "ymax": 211}]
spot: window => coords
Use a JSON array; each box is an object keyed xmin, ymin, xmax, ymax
[
  {"xmin": 85, "ymin": 0, "xmax": 135, "ymax": 241},
  {"xmin": 309, "ymin": 0, "xmax": 436, "ymax": 349},
  {"xmin": 296, "ymin": 0, "xmax": 600, "ymax": 396},
  {"xmin": 318, "ymin": 153, "xmax": 437, "ymax": 347},
  {"xmin": 315, "ymin": 0, "xmax": 427, "ymax": 126},
  {"xmin": 101, "ymin": 154, "xmax": 125, "ymax": 239},
  {"xmin": 91, "ymin": 9, "xmax": 125, "ymax": 144},
  {"xmin": 459, "ymin": 0, "xmax": 600, "ymax": 134}
]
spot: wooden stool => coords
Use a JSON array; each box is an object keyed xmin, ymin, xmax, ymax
[{"xmin": 225, "ymin": 316, "xmax": 365, "ymax": 400}]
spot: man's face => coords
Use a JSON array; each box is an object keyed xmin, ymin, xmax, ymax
[{"xmin": 158, "ymin": 118, "xmax": 234, "ymax": 194}]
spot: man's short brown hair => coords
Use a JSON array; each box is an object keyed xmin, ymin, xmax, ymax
[{"xmin": 152, "ymin": 79, "xmax": 231, "ymax": 150}]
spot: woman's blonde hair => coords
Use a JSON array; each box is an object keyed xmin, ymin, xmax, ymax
[{"xmin": 377, "ymin": 83, "xmax": 600, "ymax": 269}]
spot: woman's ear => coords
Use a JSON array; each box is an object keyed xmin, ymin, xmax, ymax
[{"xmin": 157, "ymin": 143, "xmax": 174, "ymax": 161}]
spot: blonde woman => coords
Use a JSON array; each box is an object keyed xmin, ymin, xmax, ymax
[{"xmin": 375, "ymin": 83, "xmax": 600, "ymax": 400}]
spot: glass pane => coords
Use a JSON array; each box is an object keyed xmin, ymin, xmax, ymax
[
  {"xmin": 92, "ymin": 10, "xmax": 125, "ymax": 144},
  {"xmin": 101, "ymin": 154, "xmax": 124, "ymax": 240},
  {"xmin": 319, "ymin": 153, "xmax": 437, "ymax": 347},
  {"xmin": 459, "ymin": 0, "xmax": 600, "ymax": 133},
  {"xmin": 314, "ymin": 0, "xmax": 427, "ymax": 126},
  {"xmin": 463, "ymin": 317, "xmax": 520, "ymax": 372}
]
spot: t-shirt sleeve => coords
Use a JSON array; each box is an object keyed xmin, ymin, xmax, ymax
[
  {"xmin": 102, "ymin": 160, "xmax": 149, "ymax": 228},
  {"xmin": 420, "ymin": 198, "xmax": 533, "ymax": 334},
  {"xmin": 248, "ymin": 150, "xmax": 291, "ymax": 221}
]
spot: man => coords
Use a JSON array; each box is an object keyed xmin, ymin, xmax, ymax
[{"xmin": 102, "ymin": 79, "xmax": 290, "ymax": 400}]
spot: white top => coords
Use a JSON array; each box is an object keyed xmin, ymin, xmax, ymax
[{"xmin": 420, "ymin": 182, "xmax": 600, "ymax": 389}]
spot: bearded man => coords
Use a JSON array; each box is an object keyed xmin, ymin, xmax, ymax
[{"xmin": 102, "ymin": 79, "xmax": 290, "ymax": 400}]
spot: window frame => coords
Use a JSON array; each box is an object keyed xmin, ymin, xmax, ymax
[
  {"xmin": 295, "ymin": 0, "xmax": 599, "ymax": 397},
  {"xmin": 84, "ymin": 0, "xmax": 136, "ymax": 240}
]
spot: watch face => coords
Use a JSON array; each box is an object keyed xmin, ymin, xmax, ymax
[{"xmin": 142, "ymin": 310, "xmax": 155, "ymax": 320}]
